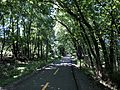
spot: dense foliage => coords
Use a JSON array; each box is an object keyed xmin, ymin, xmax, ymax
[
  {"xmin": 46, "ymin": 0, "xmax": 120, "ymax": 88},
  {"xmin": 0, "ymin": 0, "xmax": 120, "ymax": 89}
]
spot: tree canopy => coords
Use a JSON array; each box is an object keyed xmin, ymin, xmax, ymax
[{"xmin": 0, "ymin": 0, "xmax": 120, "ymax": 89}]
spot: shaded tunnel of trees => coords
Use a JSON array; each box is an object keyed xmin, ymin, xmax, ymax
[{"xmin": 0, "ymin": 0, "xmax": 120, "ymax": 89}]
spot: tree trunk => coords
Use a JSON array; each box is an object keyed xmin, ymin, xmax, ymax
[
  {"xmin": 109, "ymin": 28, "xmax": 114, "ymax": 74},
  {"xmin": 37, "ymin": 38, "xmax": 40, "ymax": 58},
  {"xmin": 45, "ymin": 38, "xmax": 49, "ymax": 62},
  {"xmin": 99, "ymin": 37, "xmax": 110, "ymax": 72},
  {"xmin": 27, "ymin": 20, "xmax": 32, "ymax": 59},
  {"xmin": 40, "ymin": 40, "xmax": 43, "ymax": 59},
  {"xmin": 16, "ymin": 16, "xmax": 20, "ymax": 59},
  {"xmin": 1, "ymin": 15, "xmax": 5, "ymax": 61}
]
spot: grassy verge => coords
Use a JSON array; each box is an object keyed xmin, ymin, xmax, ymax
[
  {"xmin": 0, "ymin": 57, "xmax": 58, "ymax": 87},
  {"xmin": 76, "ymin": 61, "xmax": 119, "ymax": 90}
]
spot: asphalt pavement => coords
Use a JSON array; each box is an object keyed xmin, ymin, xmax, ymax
[
  {"xmin": 3, "ymin": 56, "xmax": 108, "ymax": 90},
  {"xmin": 4, "ymin": 56, "xmax": 77, "ymax": 90}
]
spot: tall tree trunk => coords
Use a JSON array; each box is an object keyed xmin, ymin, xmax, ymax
[
  {"xmin": 87, "ymin": 49, "xmax": 94, "ymax": 69},
  {"xmin": 11, "ymin": 15, "xmax": 16, "ymax": 58},
  {"xmin": 22, "ymin": 18, "xmax": 26, "ymax": 56},
  {"xmin": 16, "ymin": 16, "xmax": 20, "ymax": 59},
  {"xmin": 81, "ymin": 32, "xmax": 95, "ymax": 69},
  {"xmin": 37, "ymin": 38, "xmax": 40, "ymax": 58},
  {"xmin": 45, "ymin": 38, "xmax": 49, "ymax": 62},
  {"xmin": 93, "ymin": 21, "xmax": 110, "ymax": 72},
  {"xmin": 109, "ymin": 28, "xmax": 114, "ymax": 74},
  {"xmin": 99, "ymin": 37, "xmax": 110, "ymax": 72},
  {"xmin": 27, "ymin": 20, "xmax": 32, "ymax": 59},
  {"xmin": 1, "ymin": 15, "xmax": 5, "ymax": 61},
  {"xmin": 109, "ymin": 11, "xmax": 116, "ymax": 74},
  {"xmin": 40, "ymin": 40, "xmax": 43, "ymax": 59}
]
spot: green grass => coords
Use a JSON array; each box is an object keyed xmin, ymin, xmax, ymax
[{"xmin": 74, "ymin": 59, "xmax": 96, "ymax": 77}]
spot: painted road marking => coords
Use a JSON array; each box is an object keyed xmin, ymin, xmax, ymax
[
  {"xmin": 53, "ymin": 68, "xmax": 59, "ymax": 75},
  {"xmin": 41, "ymin": 82, "xmax": 49, "ymax": 90}
]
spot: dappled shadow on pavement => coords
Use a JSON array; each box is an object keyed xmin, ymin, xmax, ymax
[
  {"xmin": 3, "ymin": 56, "xmax": 77, "ymax": 90},
  {"xmin": 2, "ymin": 56, "xmax": 109, "ymax": 90}
]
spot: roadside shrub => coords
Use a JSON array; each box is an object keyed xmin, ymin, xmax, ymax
[{"xmin": 111, "ymin": 71, "xmax": 120, "ymax": 89}]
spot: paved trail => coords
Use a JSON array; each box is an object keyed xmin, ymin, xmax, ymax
[{"xmin": 3, "ymin": 56, "xmax": 108, "ymax": 90}]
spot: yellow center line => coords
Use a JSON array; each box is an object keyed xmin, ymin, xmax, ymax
[
  {"xmin": 41, "ymin": 82, "xmax": 49, "ymax": 90},
  {"xmin": 53, "ymin": 68, "xmax": 59, "ymax": 75}
]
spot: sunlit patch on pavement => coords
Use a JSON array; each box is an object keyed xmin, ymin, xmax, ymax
[
  {"xmin": 49, "ymin": 56, "xmax": 73, "ymax": 67},
  {"xmin": 50, "ymin": 62, "xmax": 72, "ymax": 67},
  {"xmin": 45, "ymin": 66, "xmax": 57, "ymax": 70}
]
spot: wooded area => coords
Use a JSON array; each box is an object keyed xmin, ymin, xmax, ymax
[{"xmin": 0, "ymin": 0, "xmax": 120, "ymax": 89}]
